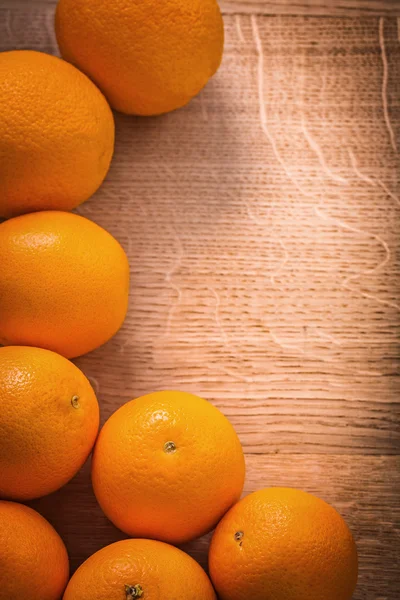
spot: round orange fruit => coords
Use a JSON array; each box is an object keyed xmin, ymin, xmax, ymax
[
  {"xmin": 0, "ymin": 211, "xmax": 129, "ymax": 358},
  {"xmin": 209, "ymin": 487, "xmax": 358, "ymax": 600},
  {"xmin": 0, "ymin": 50, "xmax": 114, "ymax": 218},
  {"xmin": 63, "ymin": 538, "xmax": 216, "ymax": 600},
  {"xmin": 0, "ymin": 500, "xmax": 69, "ymax": 600},
  {"xmin": 0, "ymin": 346, "xmax": 99, "ymax": 501},
  {"xmin": 55, "ymin": 0, "xmax": 224, "ymax": 116},
  {"xmin": 92, "ymin": 391, "xmax": 245, "ymax": 544}
]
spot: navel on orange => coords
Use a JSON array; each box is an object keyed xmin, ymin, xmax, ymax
[
  {"xmin": 0, "ymin": 500, "xmax": 69, "ymax": 600},
  {"xmin": 92, "ymin": 391, "xmax": 245, "ymax": 543},
  {"xmin": 0, "ymin": 211, "xmax": 129, "ymax": 358},
  {"xmin": 63, "ymin": 538, "xmax": 216, "ymax": 600},
  {"xmin": 209, "ymin": 487, "xmax": 358, "ymax": 600},
  {"xmin": 0, "ymin": 50, "xmax": 114, "ymax": 218},
  {"xmin": 56, "ymin": 0, "xmax": 224, "ymax": 115},
  {"xmin": 0, "ymin": 346, "xmax": 99, "ymax": 500}
]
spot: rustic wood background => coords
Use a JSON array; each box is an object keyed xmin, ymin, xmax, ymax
[{"xmin": 2, "ymin": 1, "xmax": 400, "ymax": 598}]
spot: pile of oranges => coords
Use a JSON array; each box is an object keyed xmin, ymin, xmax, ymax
[{"xmin": 0, "ymin": 1, "xmax": 358, "ymax": 599}]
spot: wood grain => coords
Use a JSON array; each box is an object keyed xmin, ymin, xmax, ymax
[{"xmin": 1, "ymin": 3, "xmax": 400, "ymax": 599}]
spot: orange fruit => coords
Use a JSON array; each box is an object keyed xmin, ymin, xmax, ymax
[
  {"xmin": 63, "ymin": 538, "xmax": 216, "ymax": 600},
  {"xmin": 0, "ymin": 50, "xmax": 114, "ymax": 218},
  {"xmin": 55, "ymin": 0, "xmax": 224, "ymax": 116},
  {"xmin": 0, "ymin": 346, "xmax": 99, "ymax": 501},
  {"xmin": 0, "ymin": 211, "xmax": 129, "ymax": 358},
  {"xmin": 92, "ymin": 391, "xmax": 245, "ymax": 543},
  {"xmin": 0, "ymin": 500, "xmax": 69, "ymax": 600},
  {"xmin": 209, "ymin": 487, "xmax": 358, "ymax": 600}
]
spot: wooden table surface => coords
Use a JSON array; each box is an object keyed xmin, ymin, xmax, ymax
[{"xmin": 3, "ymin": 1, "xmax": 400, "ymax": 598}]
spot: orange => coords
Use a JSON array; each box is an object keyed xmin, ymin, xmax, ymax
[
  {"xmin": 0, "ymin": 211, "xmax": 129, "ymax": 358},
  {"xmin": 209, "ymin": 487, "xmax": 358, "ymax": 600},
  {"xmin": 63, "ymin": 538, "xmax": 216, "ymax": 600},
  {"xmin": 55, "ymin": 0, "xmax": 224, "ymax": 116},
  {"xmin": 92, "ymin": 391, "xmax": 245, "ymax": 543},
  {"xmin": 0, "ymin": 346, "xmax": 99, "ymax": 501},
  {"xmin": 0, "ymin": 50, "xmax": 114, "ymax": 218},
  {"xmin": 0, "ymin": 500, "xmax": 69, "ymax": 600}
]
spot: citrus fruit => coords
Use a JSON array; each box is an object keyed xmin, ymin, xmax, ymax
[
  {"xmin": 0, "ymin": 346, "xmax": 99, "ymax": 501},
  {"xmin": 0, "ymin": 500, "xmax": 69, "ymax": 600},
  {"xmin": 0, "ymin": 50, "xmax": 114, "ymax": 218},
  {"xmin": 0, "ymin": 211, "xmax": 129, "ymax": 358},
  {"xmin": 63, "ymin": 538, "xmax": 216, "ymax": 600},
  {"xmin": 92, "ymin": 391, "xmax": 245, "ymax": 543},
  {"xmin": 209, "ymin": 487, "xmax": 358, "ymax": 600},
  {"xmin": 55, "ymin": 0, "xmax": 224, "ymax": 116}
]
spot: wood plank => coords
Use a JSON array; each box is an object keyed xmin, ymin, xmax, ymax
[
  {"xmin": 1, "ymin": 6, "xmax": 400, "ymax": 456},
  {"xmin": 8, "ymin": 0, "xmax": 400, "ymax": 17},
  {"xmin": 3, "ymin": 3, "xmax": 400, "ymax": 600},
  {"xmin": 30, "ymin": 454, "xmax": 400, "ymax": 599},
  {"xmin": 222, "ymin": 1, "xmax": 400, "ymax": 16}
]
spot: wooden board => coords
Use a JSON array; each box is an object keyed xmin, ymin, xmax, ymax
[
  {"xmin": 6, "ymin": 0, "xmax": 400, "ymax": 17},
  {"xmin": 2, "ymin": 2, "xmax": 400, "ymax": 599}
]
